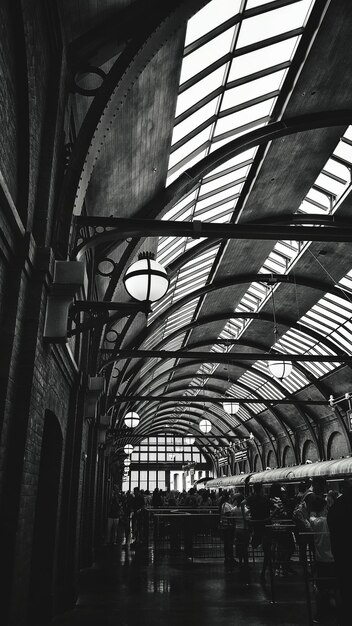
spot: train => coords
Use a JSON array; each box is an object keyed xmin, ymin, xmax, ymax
[{"xmin": 204, "ymin": 457, "xmax": 352, "ymax": 494}]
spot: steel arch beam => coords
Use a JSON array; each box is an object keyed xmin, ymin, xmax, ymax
[
  {"xmin": 120, "ymin": 273, "xmax": 350, "ymax": 357},
  {"xmin": 125, "ymin": 402, "xmax": 276, "ymax": 466},
  {"xmin": 109, "ymin": 315, "xmax": 340, "ymax": 407},
  {"xmin": 73, "ymin": 215, "xmax": 352, "ymax": 257},
  {"xmin": 55, "ymin": 0, "xmax": 211, "ymax": 254},
  {"xmin": 100, "ymin": 110, "xmax": 352, "ymax": 329},
  {"xmin": 134, "ymin": 376, "xmax": 296, "ymax": 457},
  {"xmin": 112, "ymin": 351, "xmax": 321, "ymax": 454}
]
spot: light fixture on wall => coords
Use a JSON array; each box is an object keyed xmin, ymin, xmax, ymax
[
  {"xmin": 223, "ymin": 400, "xmax": 240, "ymax": 415},
  {"xmin": 199, "ymin": 419, "xmax": 212, "ymax": 433},
  {"xmin": 123, "ymin": 252, "xmax": 169, "ymax": 302},
  {"xmin": 124, "ymin": 444, "xmax": 134, "ymax": 455},
  {"xmin": 124, "ymin": 411, "xmax": 140, "ymax": 428},
  {"xmin": 124, "ymin": 458, "xmax": 131, "ymax": 466},
  {"xmin": 267, "ymin": 283, "xmax": 292, "ymax": 379}
]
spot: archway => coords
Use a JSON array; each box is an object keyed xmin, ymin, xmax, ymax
[
  {"xmin": 302, "ymin": 439, "xmax": 319, "ymax": 463},
  {"xmin": 253, "ymin": 454, "xmax": 260, "ymax": 472},
  {"xmin": 267, "ymin": 450, "xmax": 275, "ymax": 469},
  {"xmin": 282, "ymin": 445, "xmax": 295, "ymax": 467},
  {"xmin": 327, "ymin": 431, "xmax": 349, "ymax": 460},
  {"xmin": 28, "ymin": 411, "xmax": 63, "ymax": 624}
]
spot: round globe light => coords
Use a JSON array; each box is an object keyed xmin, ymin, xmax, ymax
[
  {"xmin": 124, "ymin": 444, "xmax": 134, "ymax": 455},
  {"xmin": 199, "ymin": 419, "xmax": 212, "ymax": 433},
  {"xmin": 124, "ymin": 458, "xmax": 131, "ymax": 466},
  {"xmin": 268, "ymin": 359, "xmax": 292, "ymax": 379},
  {"xmin": 124, "ymin": 411, "xmax": 140, "ymax": 428},
  {"xmin": 123, "ymin": 252, "xmax": 169, "ymax": 302},
  {"xmin": 223, "ymin": 401, "xmax": 240, "ymax": 415}
]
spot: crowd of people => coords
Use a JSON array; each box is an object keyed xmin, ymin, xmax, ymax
[
  {"xmin": 218, "ymin": 477, "xmax": 352, "ymax": 626},
  {"xmin": 107, "ymin": 478, "xmax": 352, "ymax": 625}
]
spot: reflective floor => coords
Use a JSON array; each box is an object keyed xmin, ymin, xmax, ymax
[{"xmin": 49, "ymin": 538, "xmax": 331, "ymax": 626}]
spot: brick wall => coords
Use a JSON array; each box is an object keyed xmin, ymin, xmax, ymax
[{"xmin": 0, "ymin": 2, "xmax": 18, "ymax": 204}]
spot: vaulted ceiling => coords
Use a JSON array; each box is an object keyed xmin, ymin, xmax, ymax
[{"xmin": 59, "ymin": 0, "xmax": 352, "ymax": 462}]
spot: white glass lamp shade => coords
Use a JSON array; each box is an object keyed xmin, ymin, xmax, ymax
[
  {"xmin": 124, "ymin": 458, "xmax": 131, "ymax": 466},
  {"xmin": 268, "ymin": 359, "xmax": 292, "ymax": 379},
  {"xmin": 184, "ymin": 434, "xmax": 195, "ymax": 445},
  {"xmin": 124, "ymin": 411, "xmax": 140, "ymax": 428},
  {"xmin": 199, "ymin": 419, "xmax": 212, "ymax": 433},
  {"xmin": 123, "ymin": 255, "xmax": 169, "ymax": 302},
  {"xmin": 124, "ymin": 444, "xmax": 134, "ymax": 455},
  {"xmin": 223, "ymin": 401, "xmax": 239, "ymax": 415}
]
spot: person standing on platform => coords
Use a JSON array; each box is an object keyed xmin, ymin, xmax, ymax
[
  {"xmin": 219, "ymin": 492, "xmax": 236, "ymax": 567},
  {"xmin": 245, "ymin": 483, "xmax": 271, "ymax": 580},
  {"xmin": 309, "ymin": 495, "xmax": 335, "ymax": 624},
  {"xmin": 107, "ymin": 486, "xmax": 121, "ymax": 545}
]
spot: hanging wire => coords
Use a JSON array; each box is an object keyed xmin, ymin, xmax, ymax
[
  {"xmin": 269, "ymin": 284, "xmax": 279, "ymax": 347},
  {"xmin": 292, "ymin": 270, "xmax": 303, "ymax": 332},
  {"xmin": 307, "ymin": 248, "xmax": 352, "ymax": 304}
]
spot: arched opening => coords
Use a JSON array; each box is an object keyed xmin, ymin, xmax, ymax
[
  {"xmin": 253, "ymin": 454, "xmax": 260, "ymax": 472},
  {"xmin": 28, "ymin": 411, "xmax": 63, "ymax": 624},
  {"xmin": 282, "ymin": 445, "xmax": 295, "ymax": 467},
  {"xmin": 327, "ymin": 431, "xmax": 349, "ymax": 460},
  {"xmin": 302, "ymin": 439, "xmax": 319, "ymax": 463},
  {"xmin": 267, "ymin": 450, "xmax": 274, "ymax": 469}
]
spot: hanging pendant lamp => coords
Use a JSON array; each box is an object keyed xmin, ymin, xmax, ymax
[
  {"xmin": 124, "ymin": 411, "xmax": 140, "ymax": 428},
  {"xmin": 267, "ymin": 284, "xmax": 292, "ymax": 379},
  {"xmin": 199, "ymin": 418, "xmax": 212, "ymax": 433},
  {"xmin": 268, "ymin": 359, "xmax": 293, "ymax": 380},
  {"xmin": 223, "ymin": 400, "xmax": 240, "ymax": 414}
]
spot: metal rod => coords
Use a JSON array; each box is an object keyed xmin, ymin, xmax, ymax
[
  {"xmin": 104, "ymin": 349, "xmax": 348, "ymax": 363},
  {"xmin": 74, "ymin": 216, "xmax": 352, "ymax": 242},
  {"xmin": 110, "ymin": 395, "xmax": 327, "ymax": 405}
]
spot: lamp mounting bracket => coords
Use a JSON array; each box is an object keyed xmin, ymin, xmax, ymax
[{"xmin": 67, "ymin": 300, "xmax": 151, "ymax": 337}]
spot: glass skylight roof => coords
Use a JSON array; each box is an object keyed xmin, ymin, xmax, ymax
[{"xmin": 122, "ymin": 1, "xmax": 352, "ymax": 439}]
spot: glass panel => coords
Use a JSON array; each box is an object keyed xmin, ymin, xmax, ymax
[
  {"xmin": 221, "ymin": 69, "xmax": 286, "ymax": 110},
  {"xmin": 200, "ymin": 165, "xmax": 249, "ymax": 193},
  {"xmin": 169, "ymin": 128, "xmax": 211, "ymax": 169},
  {"xmin": 236, "ymin": 1, "xmax": 311, "ymax": 48},
  {"xmin": 180, "ymin": 28, "xmax": 235, "ymax": 85},
  {"xmin": 215, "ymin": 98, "xmax": 275, "ymax": 136},
  {"xmin": 172, "ymin": 98, "xmax": 218, "ymax": 145},
  {"xmin": 185, "ymin": 0, "xmax": 241, "ymax": 46},
  {"xmin": 176, "ymin": 67, "xmax": 225, "ymax": 117},
  {"xmin": 334, "ymin": 140, "xmax": 352, "ymax": 162},
  {"xmin": 246, "ymin": 0, "xmax": 278, "ymax": 8},
  {"xmin": 228, "ymin": 36, "xmax": 300, "ymax": 80}
]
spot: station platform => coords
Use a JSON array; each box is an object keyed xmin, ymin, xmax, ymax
[{"xmin": 48, "ymin": 539, "xmax": 334, "ymax": 626}]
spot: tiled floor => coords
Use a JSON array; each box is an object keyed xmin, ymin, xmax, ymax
[{"xmin": 49, "ymin": 538, "xmax": 333, "ymax": 626}]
